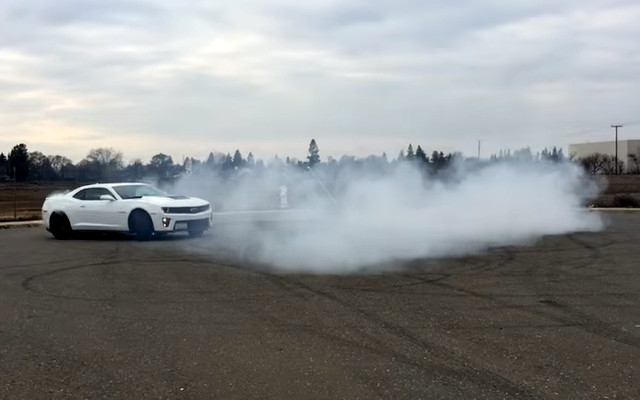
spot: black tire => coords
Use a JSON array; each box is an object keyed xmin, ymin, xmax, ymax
[
  {"xmin": 188, "ymin": 229, "xmax": 204, "ymax": 238},
  {"xmin": 50, "ymin": 213, "xmax": 71, "ymax": 240},
  {"xmin": 129, "ymin": 210, "xmax": 154, "ymax": 241}
]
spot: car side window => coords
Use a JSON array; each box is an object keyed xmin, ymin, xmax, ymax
[
  {"xmin": 73, "ymin": 189, "xmax": 87, "ymax": 200},
  {"xmin": 73, "ymin": 188, "xmax": 115, "ymax": 201}
]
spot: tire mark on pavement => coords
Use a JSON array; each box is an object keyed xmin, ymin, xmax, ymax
[
  {"xmin": 263, "ymin": 274, "xmax": 542, "ymax": 399},
  {"xmin": 429, "ymin": 279, "xmax": 640, "ymax": 349}
]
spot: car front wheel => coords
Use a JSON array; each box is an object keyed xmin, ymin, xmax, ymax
[{"xmin": 129, "ymin": 210, "xmax": 154, "ymax": 241}]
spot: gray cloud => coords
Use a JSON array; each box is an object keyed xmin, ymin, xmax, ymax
[{"xmin": 1, "ymin": 0, "xmax": 639, "ymax": 161}]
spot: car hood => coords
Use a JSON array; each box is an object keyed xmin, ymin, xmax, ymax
[{"xmin": 136, "ymin": 196, "xmax": 209, "ymax": 207}]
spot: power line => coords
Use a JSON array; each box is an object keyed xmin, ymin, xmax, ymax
[{"xmin": 563, "ymin": 121, "xmax": 639, "ymax": 138}]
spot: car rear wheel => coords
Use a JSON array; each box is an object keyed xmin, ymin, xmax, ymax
[
  {"xmin": 129, "ymin": 210, "xmax": 154, "ymax": 241},
  {"xmin": 50, "ymin": 213, "xmax": 72, "ymax": 240}
]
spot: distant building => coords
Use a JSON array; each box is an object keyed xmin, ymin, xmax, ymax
[{"xmin": 569, "ymin": 140, "xmax": 640, "ymax": 172}]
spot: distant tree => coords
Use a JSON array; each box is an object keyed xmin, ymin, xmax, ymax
[
  {"xmin": 406, "ymin": 144, "xmax": 414, "ymax": 160},
  {"xmin": 307, "ymin": 139, "xmax": 320, "ymax": 167},
  {"xmin": 28, "ymin": 151, "xmax": 56, "ymax": 180},
  {"xmin": 591, "ymin": 155, "xmax": 611, "ymax": 174},
  {"xmin": 183, "ymin": 157, "xmax": 194, "ymax": 175},
  {"xmin": 431, "ymin": 150, "xmax": 441, "ymax": 164},
  {"xmin": 85, "ymin": 147, "xmax": 123, "ymax": 181},
  {"xmin": 76, "ymin": 159, "xmax": 99, "ymax": 181},
  {"xmin": 539, "ymin": 147, "xmax": 565, "ymax": 163},
  {"xmin": 125, "ymin": 159, "xmax": 145, "ymax": 181},
  {"xmin": 246, "ymin": 152, "xmax": 255, "ymax": 168},
  {"xmin": 513, "ymin": 147, "xmax": 533, "ymax": 162},
  {"xmin": 86, "ymin": 147, "xmax": 123, "ymax": 168},
  {"xmin": 8, "ymin": 143, "xmax": 30, "ymax": 181},
  {"xmin": 149, "ymin": 153, "xmax": 174, "ymax": 179},
  {"xmin": 628, "ymin": 153, "xmax": 640, "ymax": 174},
  {"xmin": 60, "ymin": 162, "xmax": 76, "ymax": 181},
  {"xmin": 431, "ymin": 150, "xmax": 452, "ymax": 171},
  {"xmin": 540, "ymin": 148, "xmax": 550, "ymax": 161},
  {"xmin": 415, "ymin": 146, "xmax": 427, "ymax": 163},
  {"xmin": 0, "ymin": 153, "xmax": 7, "ymax": 177},
  {"xmin": 206, "ymin": 152, "xmax": 215, "ymax": 169},
  {"xmin": 270, "ymin": 155, "xmax": 284, "ymax": 169},
  {"xmin": 339, "ymin": 155, "xmax": 356, "ymax": 167},
  {"xmin": 579, "ymin": 153, "xmax": 621, "ymax": 175},
  {"xmin": 397, "ymin": 149, "xmax": 405, "ymax": 161},
  {"xmin": 232, "ymin": 150, "xmax": 244, "ymax": 168},
  {"xmin": 48, "ymin": 155, "xmax": 73, "ymax": 178},
  {"xmin": 185, "ymin": 157, "xmax": 204, "ymax": 174},
  {"xmin": 222, "ymin": 153, "xmax": 234, "ymax": 171}
]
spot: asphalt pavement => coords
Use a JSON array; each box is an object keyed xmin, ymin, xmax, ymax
[{"xmin": 1, "ymin": 215, "xmax": 639, "ymax": 399}]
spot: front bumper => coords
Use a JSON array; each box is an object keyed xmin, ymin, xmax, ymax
[{"xmin": 152, "ymin": 211, "xmax": 213, "ymax": 232}]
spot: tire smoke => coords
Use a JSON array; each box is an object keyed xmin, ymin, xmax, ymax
[{"xmin": 170, "ymin": 159, "xmax": 604, "ymax": 273}]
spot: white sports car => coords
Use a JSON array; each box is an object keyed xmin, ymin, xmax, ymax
[{"xmin": 42, "ymin": 183, "xmax": 213, "ymax": 240}]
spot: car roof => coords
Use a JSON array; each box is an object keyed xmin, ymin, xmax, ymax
[
  {"xmin": 107, "ymin": 182, "xmax": 149, "ymax": 187},
  {"xmin": 73, "ymin": 182, "xmax": 149, "ymax": 191}
]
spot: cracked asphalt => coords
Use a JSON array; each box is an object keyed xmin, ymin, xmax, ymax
[{"xmin": 1, "ymin": 214, "xmax": 639, "ymax": 399}]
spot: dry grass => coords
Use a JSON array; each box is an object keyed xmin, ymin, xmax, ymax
[
  {"xmin": 0, "ymin": 182, "xmax": 84, "ymax": 222},
  {"xmin": 587, "ymin": 175, "xmax": 640, "ymax": 208}
]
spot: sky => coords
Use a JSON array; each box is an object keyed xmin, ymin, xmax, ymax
[{"xmin": 1, "ymin": 0, "xmax": 639, "ymax": 163}]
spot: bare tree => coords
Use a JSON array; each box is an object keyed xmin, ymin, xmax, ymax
[
  {"xmin": 84, "ymin": 148, "xmax": 123, "ymax": 181},
  {"xmin": 580, "ymin": 153, "xmax": 624, "ymax": 175},
  {"xmin": 580, "ymin": 154, "xmax": 607, "ymax": 175},
  {"xmin": 28, "ymin": 151, "xmax": 56, "ymax": 180},
  {"xmin": 627, "ymin": 153, "xmax": 640, "ymax": 174},
  {"xmin": 86, "ymin": 148, "xmax": 123, "ymax": 168},
  {"xmin": 48, "ymin": 155, "xmax": 73, "ymax": 175}
]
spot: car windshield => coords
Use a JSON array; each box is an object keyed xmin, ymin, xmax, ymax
[{"xmin": 113, "ymin": 184, "xmax": 168, "ymax": 199}]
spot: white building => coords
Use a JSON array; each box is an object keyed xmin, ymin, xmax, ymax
[{"xmin": 569, "ymin": 140, "xmax": 640, "ymax": 172}]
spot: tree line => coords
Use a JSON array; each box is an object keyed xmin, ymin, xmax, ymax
[
  {"xmin": 0, "ymin": 139, "xmax": 454, "ymax": 183},
  {"xmin": 0, "ymin": 139, "xmax": 621, "ymax": 183}
]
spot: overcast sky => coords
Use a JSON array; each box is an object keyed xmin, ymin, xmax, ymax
[{"xmin": 1, "ymin": 0, "xmax": 639, "ymax": 163}]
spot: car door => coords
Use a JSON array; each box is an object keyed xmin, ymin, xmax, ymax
[
  {"xmin": 67, "ymin": 189, "xmax": 92, "ymax": 229},
  {"xmin": 81, "ymin": 187, "xmax": 127, "ymax": 230}
]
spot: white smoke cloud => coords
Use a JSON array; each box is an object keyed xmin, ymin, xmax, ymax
[{"xmin": 170, "ymin": 159, "xmax": 603, "ymax": 273}]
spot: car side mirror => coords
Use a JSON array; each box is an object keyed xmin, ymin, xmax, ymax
[{"xmin": 100, "ymin": 194, "xmax": 116, "ymax": 201}]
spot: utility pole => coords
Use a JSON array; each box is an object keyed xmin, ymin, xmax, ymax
[
  {"xmin": 13, "ymin": 166, "xmax": 17, "ymax": 221},
  {"xmin": 477, "ymin": 140, "xmax": 481, "ymax": 159},
  {"xmin": 611, "ymin": 124, "xmax": 623, "ymax": 174}
]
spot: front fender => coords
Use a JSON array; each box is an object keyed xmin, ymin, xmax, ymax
[{"xmin": 127, "ymin": 204, "xmax": 165, "ymax": 231}]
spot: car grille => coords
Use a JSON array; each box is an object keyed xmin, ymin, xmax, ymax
[{"xmin": 163, "ymin": 204, "xmax": 210, "ymax": 214}]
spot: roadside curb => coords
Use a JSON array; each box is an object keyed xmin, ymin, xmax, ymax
[
  {"xmin": 588, "ymin": 208, "xmax": 640, "ymax": 212},
  {"xmin": 0, "ymin": 220, "xmax": 44, "ymax": 229}
]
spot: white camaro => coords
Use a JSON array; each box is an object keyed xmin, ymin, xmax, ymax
[{"xmin": 42, "ymin": 183, "xmax": 213, "ymax": 240}]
